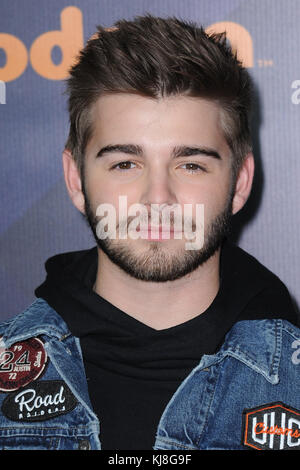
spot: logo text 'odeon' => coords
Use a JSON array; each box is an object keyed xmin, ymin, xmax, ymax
[{"xmin": 0, "ymin": 7, "xmax": 254, "ymax": 82}]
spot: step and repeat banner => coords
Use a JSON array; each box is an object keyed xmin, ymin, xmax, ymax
[{"xmin": 0, "ymin": 0, "xmax": 299, "ymax": 320}]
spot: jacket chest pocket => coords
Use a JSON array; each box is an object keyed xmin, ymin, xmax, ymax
[
  {"xmin": 0, "ymin": 433, "xmax": 61, "ymax": 450},
  {"xmin": 0, "ymin": 432, "xmax": 92, "ymax": 450}
]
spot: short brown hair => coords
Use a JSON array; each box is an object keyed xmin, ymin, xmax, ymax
[{"xmin": 65, "ymin": 14, "xmax": 253, "ymax": 176}]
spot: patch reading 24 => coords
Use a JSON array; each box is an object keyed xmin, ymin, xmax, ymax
[{"xmin": 0, "ymin": 337, "xmax": 47, "ymax": 392}]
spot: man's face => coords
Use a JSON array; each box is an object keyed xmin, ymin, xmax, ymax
[{"xmin": 82, "ymin": 93, "xmax": 234, "ymax": 282}]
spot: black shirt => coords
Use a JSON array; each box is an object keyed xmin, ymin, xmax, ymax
[{"xmin": 35, "ymin": 240, "xmax": 298, "ymax": 449}]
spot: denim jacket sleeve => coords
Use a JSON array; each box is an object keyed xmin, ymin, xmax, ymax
[{"xmin": 0, "ymin": 299, "xmax": 101, "ymax": 450}]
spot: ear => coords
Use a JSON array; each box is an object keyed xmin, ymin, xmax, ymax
[
  {"xmin": 232, "ymin": 152, "xmax": 255, "ymax": 215},
  {"xmin": 62, "ymin": 149, "xmax": 85, "ymax": 214}
]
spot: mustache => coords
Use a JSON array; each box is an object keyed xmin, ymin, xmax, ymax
[{"xmin": 116, "ymin": 214, "xmax": 197, "ymax": 232}]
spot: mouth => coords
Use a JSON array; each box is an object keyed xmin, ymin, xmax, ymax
[{"xmin": 137, "ymin": 225, "xmax": 181, "ymax": 241}]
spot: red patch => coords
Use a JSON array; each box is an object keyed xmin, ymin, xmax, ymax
[{"xmin": 0, "ymin": 337, "xmax": 47, "ymax": 392}]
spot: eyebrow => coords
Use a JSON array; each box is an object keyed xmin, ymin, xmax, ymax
[{"xmin": 96, "ymin": 144, "xmax": 221, "ymax": 160}]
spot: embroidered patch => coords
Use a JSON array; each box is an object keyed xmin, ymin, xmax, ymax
[
  {"xmin": 0, "ymin": 337, "xmax": 47, "ymax": 392},
  {"xmin": 242, "ymin": 402, "xmax": 300, "ymax": 450},
  {"xmin": 1, "ymin": 380, "xmax": 78, "ymax": 422}
]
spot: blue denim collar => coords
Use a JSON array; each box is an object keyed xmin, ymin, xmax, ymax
[
  {"xmin": 197, "ymin": 318, "xmax": 282, "ymax": 384},
  {"xmin": 2, "ymin": 298, "xmax": 282, "ymax": 384},
  {"xmin": 1, "ymin": 298, "xmax": 70, "ymax": 348}
]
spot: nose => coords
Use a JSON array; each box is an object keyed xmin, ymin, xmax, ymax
[{"xmin": 139, "ymin": 166, "xmax": 177, "ymax": 208}]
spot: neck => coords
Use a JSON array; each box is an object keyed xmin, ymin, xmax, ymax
[{"xmin": 93, "ymin": 248, "xmax": 221, "ymax": 330}]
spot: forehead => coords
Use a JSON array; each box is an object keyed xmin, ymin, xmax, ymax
[{"xmin": 87, "ymin": 93, "xmax": 230, "ymax": 155}]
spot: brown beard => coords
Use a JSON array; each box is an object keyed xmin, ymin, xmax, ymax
[{"xmin": 81, "ymin": 180, "xmax": 233, "ymax": 283}]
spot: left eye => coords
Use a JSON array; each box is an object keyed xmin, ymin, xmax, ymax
[
  {"xmin": 111, "ymin": 161, "xmax": 137, "ymax": 171},
  {"xmin": 180, "ymin": 163, "xmax": 206, "ymax": 173}
]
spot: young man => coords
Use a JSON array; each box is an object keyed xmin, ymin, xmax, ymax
[{"xmin": 0, "ymin": 15, "xmax": 299, "ymax": 451}]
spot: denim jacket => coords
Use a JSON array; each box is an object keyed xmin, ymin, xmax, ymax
[{"xmin": 0, "ymin": 298, "xmax": 299, "ymax": 450}]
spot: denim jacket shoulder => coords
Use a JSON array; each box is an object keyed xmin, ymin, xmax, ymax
[
  {"xmin": 0, "ymin": 298, "xmax": 101, "ymax": 450},
  {"xmin": 154, "ymin": 317, "xmax": 300, "ymax": 450}
]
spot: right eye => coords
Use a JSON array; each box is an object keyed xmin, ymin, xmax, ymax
[{"xmin": 110, "ymin": 161, "xmax": 137, "ymax": 171}]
